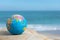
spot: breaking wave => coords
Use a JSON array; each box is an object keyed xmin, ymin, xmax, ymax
[{"xmin": 27, "ymin": 24, "xmax": 60, "ymax": 31}]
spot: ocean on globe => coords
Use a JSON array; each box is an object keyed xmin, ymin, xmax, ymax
[{"xmin": 6, "ymin": 14, "xmax": 27, "ymax": 35}]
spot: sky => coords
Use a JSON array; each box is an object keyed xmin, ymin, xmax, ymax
[{"xmin": 0, "ymin": 0, "xmax": 60, "ymax": 11}]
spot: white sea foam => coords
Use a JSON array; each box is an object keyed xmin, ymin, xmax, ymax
[
  {"xmin": 0, "ymin": 24, "xmax": 6, "ymax": 30},
  {"xmin": 27, "ymin": 24, "xmax": 60, "ymax": 31}
]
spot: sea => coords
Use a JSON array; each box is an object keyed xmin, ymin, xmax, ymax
[{"xmin": 0, "ymin": 11, "xmax": 60, "ymax": 32}]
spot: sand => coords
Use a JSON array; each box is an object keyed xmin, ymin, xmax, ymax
[{"xmin": 0, "ymin": 28, "xmax": 60, "ymax": 40}]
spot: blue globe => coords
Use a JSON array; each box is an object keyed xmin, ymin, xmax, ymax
[{"xmin": 6, "ymin": 14, "xmax": 27, "ymax": 35}]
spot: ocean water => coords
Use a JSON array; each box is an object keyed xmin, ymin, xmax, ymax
[{"xmin": 0, "ymin": 11, "xmax": 60, "ymax": 31}]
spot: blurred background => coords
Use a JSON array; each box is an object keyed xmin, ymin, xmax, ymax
[{"xmin": 0, "ymin": 0, "xmax": 60, "ymax": 31}]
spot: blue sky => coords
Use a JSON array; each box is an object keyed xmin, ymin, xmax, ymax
[{"xmin": 0, "ymin": 0, "xmax": 60, "ymax": 11}]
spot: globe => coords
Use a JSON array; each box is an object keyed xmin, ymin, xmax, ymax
[{"xmin": 6, "ymin": 14, "xmax": 27, "ymax": 35}]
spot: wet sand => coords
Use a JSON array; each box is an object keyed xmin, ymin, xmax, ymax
[
  {"xmin": 0, "ymin": 28, "xmax": 60, "ymax": 40},
  {"xmin": 37, "ymin": 30, "xmax": 60, "ymax": 36}
]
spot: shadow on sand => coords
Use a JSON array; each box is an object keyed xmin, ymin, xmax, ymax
[
  {"xmin": 0, "ymin": 31, "xmax": 15, "ymax": 36},
  {"xmin": 0, "ymin": 31, "xmax": 12, "ymax": 36},
  {"xmin": 0, "ymin": 31, "xmax": 23, "ymax": 36}
]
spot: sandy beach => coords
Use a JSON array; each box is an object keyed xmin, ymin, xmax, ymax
[{"xmin": 0, "ymin": 28, "xmax": 60, "ymax": 40}]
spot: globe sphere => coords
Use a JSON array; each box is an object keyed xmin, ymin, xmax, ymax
[{"xmin": 6, "ymin": 14, "xmax": 27, "ymax": 35}]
